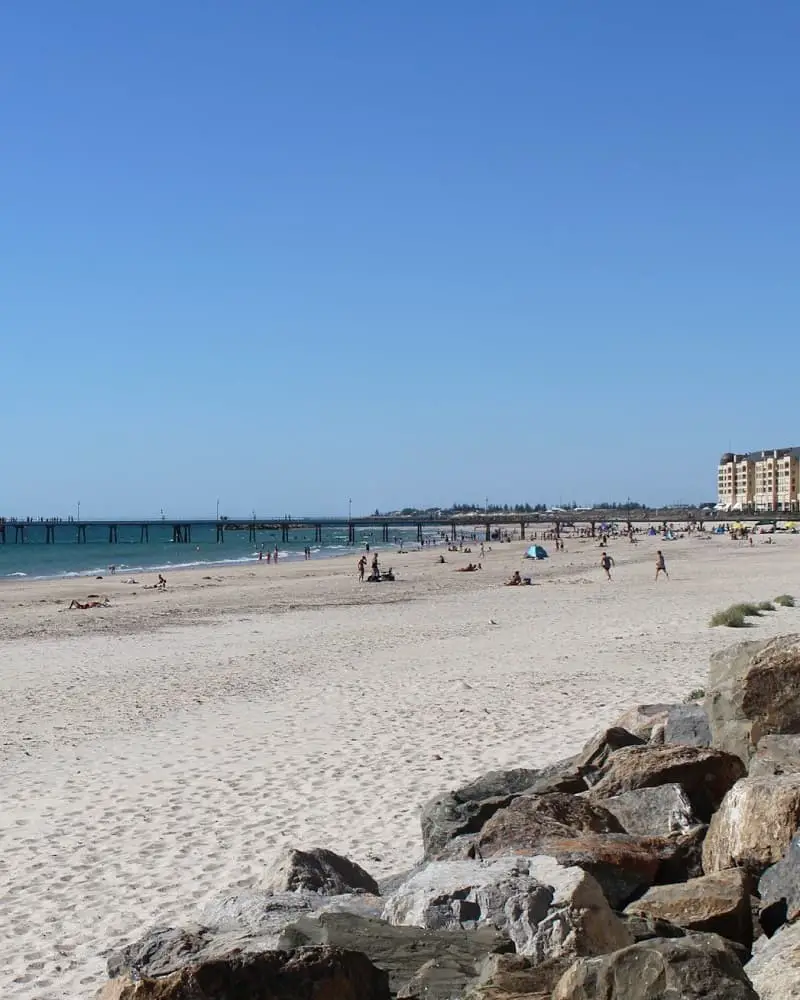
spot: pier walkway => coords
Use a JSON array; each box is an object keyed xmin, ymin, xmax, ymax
[{"xmin": 0, "ymin": 509, "xmax": 768, "ymax": 545}]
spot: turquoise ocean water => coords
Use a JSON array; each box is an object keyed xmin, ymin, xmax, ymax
[{"xmin": 0, "ymin": 523, "xmax": 432, "ymax": 581}]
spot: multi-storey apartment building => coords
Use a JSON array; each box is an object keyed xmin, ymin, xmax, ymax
[{"xmin": 717, "ymin": 448, "xmax": 800, "ymax": 512}]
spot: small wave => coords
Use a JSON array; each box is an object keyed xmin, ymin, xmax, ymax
[{"xmin": 7, "ymin": 571, "xmax": 28, "ymax": 577}]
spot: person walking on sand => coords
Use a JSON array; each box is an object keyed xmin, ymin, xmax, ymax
[
  {"xmin": 600, "ymin": 551, "xmax": 614, "ymax": 581},
  {"xmin": 655, "ymin": 549, "xmax": 669, "ymax": 581},
  {"xmin": 358, "ymin": 555, "xmax": 367, "ymax": 581}
]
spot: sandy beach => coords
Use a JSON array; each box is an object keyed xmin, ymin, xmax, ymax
[{"xmin": 2, "ymin": 528, "xmax": 799, "ymax": 998}]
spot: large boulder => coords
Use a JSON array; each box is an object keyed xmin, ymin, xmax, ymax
[
  {"xmin": 750, "ymin": 735, "xmax": 800, "ymax": 778},
  {"xmin": 759, "ymin": 830, "xmax": 800, "ymax": 930},
  {"xmin": 624, "ymin": 869, "xmax": 754, "ymax": 948},
  {"xmin": 97, "ymin": 947, "xmax": 390, "ymax": 1000},
  {"xmin": 597, "ymin": 783, "xmax": 700, "ymax": 836},
  {"xmin": 277, "ymin": 911, "xmax": 510, "ymax": 1000},
  {"xmin": 420, "ymin": 768, "xmax": 546, "ymax": 860},
  {"xmin": 745, "ymin": 921, "xmax": 800, "ymax": 1000},
  {"xmin": 665, "ymin": 703, "xmax": 712, "ymax": 747},
  {"xmin": 703, "ymin": 775, "xmax": 800, "ymax": 877},
  {"xmin": 518, "ymin": 832, "xmax": 702, "ymax": 909},
  {"xmin": 551, "ymin": 934, "xmax": 759, "ymax": 1000},
  {"xmin": 475, "ymin": 792, "xmax": 624, "ymax": 856},
  {"xmin": 262, "ymin": 848, "xmax": 379, "ymax": 896},
  {"xmin": 586, "ymin": 744, "xmax": 746, "ymax": 821},
  {"xmin": 380, "ymin": 856, "xmax": 632, "ymax": 966},
  {"xmin": 421, "ymin": 731, "xmax": 644, "ymax": 859},
  {"xmin": 706, "ymin": 635, "xmax": 800, "ymax": 765}
]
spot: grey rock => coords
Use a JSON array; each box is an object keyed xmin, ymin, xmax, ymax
[
  {"xmin": 706, "ymin": 634, "xmax": 800, "ymax": 765},
  {"xmin": 277, "ymin": 911, "xmax": 512, "ymax": 1000},
  {"xmin": 262, "ymin": 847, "xmax": 379, "ymax": 896},
  {"xmin": 665, "ymin": 703, "xmax": 712, "ymax": 747},
  {"xmin": 759, "ymin": 830, "xmax": 800, "ymax": 930},
  {"xmin": 598, "ymin": 783, "xmax": 699, "ymax": 836},
  {"xmin": 750, "ymin": 734, "xmax": 800, "ymax": 778},
  {"xmin": 106, "ymin": 925, "xmax": 213, "ymax": 979},
  {"xmin": 198, "ymin": 890, "xmax": 324, "ymax": 936},
  {"xmin": 745, "ymin": 920, "xmax": 800, "ymax": 1000},
  {"xmin": 552, "ymin": 933, "xmax": 759, "ymax": 1000},
  {"xmin": 381, "ymin": 856, "xmax": 632, "ymax": 963}
]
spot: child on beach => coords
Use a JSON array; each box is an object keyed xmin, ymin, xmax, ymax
[
  {"xmin": 600, "ymin": 551, "xmax": 614, "ymax": 581},
  {"xmin": 655, "ymin": 550, "xmax": 669, "ymax": 581}
]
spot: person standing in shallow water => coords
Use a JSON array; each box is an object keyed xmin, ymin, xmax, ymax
[
  {"xmin": 600, "ymin": 551, "xmax": 614, "ymax": 581},
  {"xmin": 655, "ymin": 550, "xmax": 669, "ymax": 581}
]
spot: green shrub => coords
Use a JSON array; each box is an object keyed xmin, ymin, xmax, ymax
[
  {"xmin": 685, "ymin": 688, "xmax": 705, "ymax": 702},
  {"xmin": 710, "ymin": 607, "xmax": 749, "ymax": 628},
  {"xmin": 758, "ymin": 600, "xmax": 776, "ymax": 612},
  {"xmin": 729, "ymin": 602, "xmax": 763, "ymax": 618},
  {"xmin": 776, "ymin": 594, "xmax": 796, "ymax": 608}
]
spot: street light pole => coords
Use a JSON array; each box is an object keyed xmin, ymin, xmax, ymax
[
  {"xmin": 77, "ymin": 500, "xmax": 80, "ymax": 523},
  {"xmin": 216, "ymin": 498, "xmax": 220, "ymax": 521},
  {"xmin": 349, "ymin": 497, "xmax": 352, "ymax": 520}
]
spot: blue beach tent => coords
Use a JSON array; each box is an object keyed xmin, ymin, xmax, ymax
[{"xmin": 525, "ymin": 545, "xmax": 548, "ymax": 560}]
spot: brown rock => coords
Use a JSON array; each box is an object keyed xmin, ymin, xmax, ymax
[
  {"xmin": 475, "ymin": 792, "xmax": 624, "ymax": 858},
  {"xmin": 529, "ymin": 833, "xmax": 690, "ymax": 909},
  {"xmin": 703, "ymin": 775, "xmax": 800, "ymax": 877},
  {"xmin": 624, "ymin": 869, "xmax": 754, "ymax": 948},
  {"xmin": 586, "ymin": 743, "xmax": 745, "ymax": 821},
  {"xmin": 706, "ymin": 634, "xmax": 800, "ymax": 765},
  {"xmin": 552, "ymin": 933, "xmax": 758, "ymax": 999},
  {"xmin": 96, "ymin": 947, "xmax": 389, "ymax": 1000}
]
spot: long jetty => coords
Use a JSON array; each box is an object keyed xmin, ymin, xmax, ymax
[{"xmin": 0, "ymin": 509, "xmax": 773, "ymax": 546}]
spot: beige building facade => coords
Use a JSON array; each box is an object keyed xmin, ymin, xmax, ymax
[{"xmin": 718, "ymin": 449, "xmax": 800, "ymax": 512}]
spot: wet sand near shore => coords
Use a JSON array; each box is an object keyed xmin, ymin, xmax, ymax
[{"xmin": 1, "ymin": 530, "xmax": 798, "ymax": 998}]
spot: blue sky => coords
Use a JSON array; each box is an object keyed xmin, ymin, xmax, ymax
[{"xmin": 3, "ymin": 2, "xmax": 799, "ymax": 517}]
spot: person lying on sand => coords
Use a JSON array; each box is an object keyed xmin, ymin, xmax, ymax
[
  {"xmin": 505, "ymin": 570, "xmax": 522, "ymax": 586},
  {"xmin": 457, "ymin": 563, "xmax": 482, "ymax": 572},
  {"xmin": 69, "ymin": 599, "xmax": 110, "ymax": 609}
]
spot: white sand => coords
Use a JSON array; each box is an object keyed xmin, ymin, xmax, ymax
[{"xmin": 1, "ymin": 530, "xmax": 798, "ymax": 998}]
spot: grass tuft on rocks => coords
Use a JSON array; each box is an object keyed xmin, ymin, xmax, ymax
[
  {"xmin": 758, "ymin": 600, "xmax": 776, "ymax": 612},
  {"xmin": 775, "ymin": 594, "xmax": 796, "ymax": 608},
  {"xmin": 709, "ymin": 606, "xmax": 749, "ymax": 628},
  {"xmin": 684, "ymin": 688, "xmax": 705, "ymax": 702}
]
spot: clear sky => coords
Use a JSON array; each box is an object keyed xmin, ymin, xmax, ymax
[{"xmin": 3, "ymin": 2, "xmax": 798, "ymax": 518}]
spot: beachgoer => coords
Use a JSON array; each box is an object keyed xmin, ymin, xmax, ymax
[
  {"xmin": 655, "ymin": 550, "xmax": 669, "ymax": 581},
  {"xmin": 600, "ymin": 552, "xmax": 614, "ymax": 581},
  {"xmin": 358, "ymin": 555, "xmax": 366, "ymax": 581},
  {"xmin": 371, "ymin": 553, "xmax": 379, "ymax": 577},
  {"xmin": 505, "ymin": 570, "xmax": 522, "ymax": 586},
  {"xmin": 157, "ymin": 574, "xmax": 167, "ymax": 590},
  {"xmin": 274, "ymin": 545, "xmax": 279, "ymax": 563}
]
